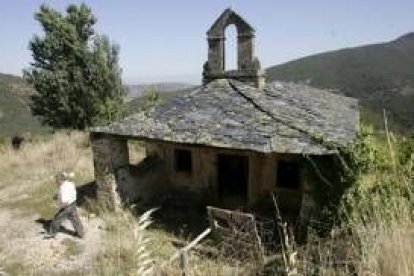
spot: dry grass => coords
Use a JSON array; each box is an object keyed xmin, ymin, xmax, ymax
[
  {"xmin": 93, "ymin": 208, "xmax": 158, "ymax": 275},
  {"xmin": 0, "ymin": 131, "xmax": 93, "ymax": 214},
  {"xmin": 359, "ymin": 220, "xmax": 414, "ymax": 276},
  {"xmin": 293, "ymin": 218, "xmax": 413, "ymax": 275},
  {"xmin": 0, "ymin": 131, "xmax": 93, "ymax": 187}
]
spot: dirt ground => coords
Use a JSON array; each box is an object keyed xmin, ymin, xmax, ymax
[
  {"xmin": 0, "ymin": 208, "xmax": 103, "ymax": 275},
  {"xmin": 0, "ymin": 167, "xmax": 107, "ymax": 275}
]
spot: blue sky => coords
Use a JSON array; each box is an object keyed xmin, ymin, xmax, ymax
[{"xmin": 0, "ymin": 1, "xmax": 413, "ymax": 84}]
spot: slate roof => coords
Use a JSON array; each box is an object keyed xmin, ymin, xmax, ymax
[{"xmin": 92, "ymin": 79, "xmax": 359, "ymax": 154}]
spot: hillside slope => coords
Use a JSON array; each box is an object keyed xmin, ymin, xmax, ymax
[
  {"xmin": 267, "ymin": 33, "xmax": 414, "ymax": 131},
  {"xmin": 126, "ymin": 86, "xmax": 199, "ymax": 114},
  {"xmin": 0, "ymin": 72, "xmax": 194, "ymax": 137},
  {"xmin": 126, "ymin": 82, "xmax": 194, "ymax": 100},
  {"xmin": 0, "ymin": 73, "xmax": 48, "ymax": 137}
]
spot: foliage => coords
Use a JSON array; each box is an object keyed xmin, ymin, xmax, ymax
[
  {"xmin": 304, "ymin": 154, "xmax": 348, "ymax": 228},
  {"xmin": 304, "ymin": 124, "xmax": 414, "ymax": 229},
  {"xmin": 139, "ymin": 87, "xmax": 161, "ymax": 110},
  {"xmin": 24, "ymin": 3, "xmax": 126, "ymax": 129},
  {"xmin": 340, "ymin": 126, "xmax": 414, "ymax": 225}
]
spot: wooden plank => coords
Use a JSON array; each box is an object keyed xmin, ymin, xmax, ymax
[
  {"xmin": 179, "ymin": 250, "xmax": 188, "ymax": 276},
  {"xmin": 169, "ymin": 228, "xmax": 211, "ymax": 263},
  {"xmin": 182, "ymin": 228, "xmax": 211, "ymax": 253},
  {"xmin": 206, "ymin": 206, "xmax": 265, "ymax": 263}
]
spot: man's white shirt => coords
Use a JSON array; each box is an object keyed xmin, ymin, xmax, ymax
[{"xmin": 58, "ymin": 180, "xmax": 77, "ymax": 207}]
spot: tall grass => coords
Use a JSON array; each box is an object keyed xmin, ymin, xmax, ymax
[
  {"xmin": 94, "ymin": 208, "xmax": 157, "ymax": 275},
  {"xmin": 0, "ymin": 131, "xmax": 92, "ymax": 188},
  {"xmin": 339, "ymin": 126, "xmax": 414, "ymax": 275},
  {"xmin": 0, "ymin": 131, "xmax": 93, "ymax": 217},
  {"xmin": 292, "ymin": 126, "xmax": 414, "ymax": 275}
]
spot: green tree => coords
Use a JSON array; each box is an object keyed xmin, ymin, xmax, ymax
[{"xmin": 24, "ymin": 3, "xmax": 126, "ymax": 129}]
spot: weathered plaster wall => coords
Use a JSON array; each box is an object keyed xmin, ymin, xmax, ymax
[
  {"xmin": 148, "ymin": 143, "xmax": 216, "ymax": 193},
  {"xmin": 144, "ymin": 141, "xmax": 308, "ymax": 210},
  {"xmin": 91, "ymin": 135, "xmax": 310, "ymax": 211}
]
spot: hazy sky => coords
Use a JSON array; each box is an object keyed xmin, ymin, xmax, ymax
[{"xmin": 0, "ymin": 1, "xmax": 413, "ymax": 84}]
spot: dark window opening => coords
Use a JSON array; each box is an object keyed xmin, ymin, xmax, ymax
[
  {"xmin": 174, "ymin": 149, "xmax": 192, "ymax": 173},
  {"xmin": 277, "ymin": 161, "xmax": 301, "ymax": 189},
  {"xmin": 217, "ymin": 154, "xmax": 249, "ymax": 203}
]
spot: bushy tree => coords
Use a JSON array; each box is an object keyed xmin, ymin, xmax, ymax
[{"xmin": 24, "ymin": 3, "xmax": 126, "ymax": 129}]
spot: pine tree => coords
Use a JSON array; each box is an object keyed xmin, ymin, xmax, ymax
[{"xmin": 24, "ymin": 3, "xmax": 126, "ymax": 129}]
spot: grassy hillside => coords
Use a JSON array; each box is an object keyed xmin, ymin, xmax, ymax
[
  {"xmin": 0, "ymin": 73, "xmax": 50, "ymax": 137},
  {"xmin": 267, "ymin": 33, "xmax": 414, "ymax": 132}
]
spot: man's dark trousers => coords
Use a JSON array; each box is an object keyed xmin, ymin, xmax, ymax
[{"xmin": 49, "ymin": 203, "xmax": 84, "ymax": 238}]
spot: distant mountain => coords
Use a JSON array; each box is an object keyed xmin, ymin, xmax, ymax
[
  {"xmin": 0, "ymin": 73, "xmax": 50, "ymax": 137},
  {"xmin": 267, "ymin": 33, "xmax": 414, "ymax": 131},
  {"xmin": 126, "ymin": 86, "xmax": 199, "ymax": 114},
  {"xmin": 126, "ymin": 82, "xmax": 195, "ymax": 100}
]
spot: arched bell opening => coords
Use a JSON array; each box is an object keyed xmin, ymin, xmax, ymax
[
  {"xmin": 224, "ymin": 24, "xmax": 238, "ymax": 71},
  {"xmin": 203, "ymin": 8, "xmax": 265, "ymax": 88}
]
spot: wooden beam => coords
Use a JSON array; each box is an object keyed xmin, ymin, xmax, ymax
[{"xmin": 169, "ymin": 228, "xmax": 212, "ymax": 263}]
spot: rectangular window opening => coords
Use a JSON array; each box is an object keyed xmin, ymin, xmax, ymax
[{"xmin": 174, "ymin": 149, "xmax": 192, "ymax": 173}]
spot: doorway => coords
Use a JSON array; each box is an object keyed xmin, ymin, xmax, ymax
[
  {"xmin": 275, "ymin": 159, "xmax": 302, "ymax": 219},
  {"xmin": 217, "ymin": 154, "xmax": 249, "ymax": 206},
  {"xmin": 276, "ymin": 160, "xmax": 301, "ymax": 190}
]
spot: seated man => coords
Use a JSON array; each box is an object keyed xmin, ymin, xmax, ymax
[{"xmin": 45, "ymin": 172, "xmax": 84, "ymax": 239}]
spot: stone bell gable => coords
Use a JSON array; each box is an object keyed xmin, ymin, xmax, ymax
[{"xmin": 202, "ymin": 8, "xmax": 265, "ymax": 88}]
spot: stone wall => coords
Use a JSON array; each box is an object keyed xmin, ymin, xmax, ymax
[{"xmin": 90, "ymin": 133, "xmax": 129, "ymax": 209}]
